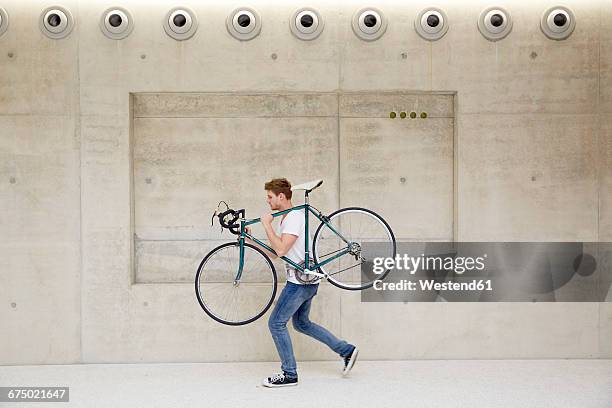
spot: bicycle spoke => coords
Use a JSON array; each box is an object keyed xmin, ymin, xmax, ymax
[{"xmin": 328, "ymin": 261, "xmax": 364, "ymax": 277}]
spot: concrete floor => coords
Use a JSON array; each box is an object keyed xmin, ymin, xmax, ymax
[{"xmin": 0, "ymin": 360, "xmax": 610, "ymax": 408}]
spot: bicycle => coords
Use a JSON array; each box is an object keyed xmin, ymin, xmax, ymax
[{"xmin": 195, "ymin": 179, "xmax": 396, "ymax": 326}]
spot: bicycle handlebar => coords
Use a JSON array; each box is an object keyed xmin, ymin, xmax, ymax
[{"xmin": 211, "ymin": 202, "xmax": 245, "ymax": 236}]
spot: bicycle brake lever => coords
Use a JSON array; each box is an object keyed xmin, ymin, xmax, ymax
[
  {"xmin": 211, "ymin": 209, "xmax": 224, "ymax": 234},
  {"xmin": 211, "ymin": 210, "xmax": 217, "ymax": 227}
]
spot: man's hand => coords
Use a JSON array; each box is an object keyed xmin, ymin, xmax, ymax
[{"xmin": 261, "ymin": 213, "xmax": 274, "ymax": 225}]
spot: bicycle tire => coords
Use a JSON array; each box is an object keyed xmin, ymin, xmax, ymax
[
  {"xmin": 312, "ymin": 207, "xmax": 396, "ymax": 290},
  {"xmin": 195, "ymin": 241, "xmax": 277, "ymax": 326}
]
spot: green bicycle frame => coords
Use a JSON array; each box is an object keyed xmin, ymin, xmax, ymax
[{"xmin": 234, "ymin": 198, "xmax": 351, "ymax": 282}]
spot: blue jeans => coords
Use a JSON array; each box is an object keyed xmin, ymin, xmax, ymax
[{"xmin": 268, "ymin": 281, "xmax": 355, "ymax": 379}]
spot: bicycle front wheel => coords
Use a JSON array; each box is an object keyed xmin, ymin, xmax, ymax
[
  {"xmin": 195, "ymin": 242, "xmax": 277, "ymax": 326},
  {"xmin": 313, "ymin": 207, "xmax": 396, "ymax": 290}
]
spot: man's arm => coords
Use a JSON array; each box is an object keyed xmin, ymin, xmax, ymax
[
  {"xmin": 262, "ymin": 228, "xmax": 298, "ymax": 258},
  {"xmin": 243, "ymin": 227, "xmax": 279, "ymax": 259},
  {"xmin": 258, "ymin": 213, "xmax": 298, "ymax": 258},
  {"xmin": 243, "ymin": 218, "xmax": 298, "ymax": 259}
]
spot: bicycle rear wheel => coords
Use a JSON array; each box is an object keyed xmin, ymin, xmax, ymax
[
  {"xmin": 195, "ymin": 242, "xmax": 277, "ymax": 325},
  {"xmin": 312, "ymin": 207, "xmax": 396, "ymax": 290}
]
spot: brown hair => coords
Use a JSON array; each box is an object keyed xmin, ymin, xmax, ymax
[{"xmin": 264, "ymin": 178, "xmax": 292, "ymax": 200}]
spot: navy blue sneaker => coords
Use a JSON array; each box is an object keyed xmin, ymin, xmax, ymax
[
  {"xmin": 262, "ymin": 372, "xmax": 298, "ymax": 388},
  {"xmin": 342, "ymin": 346, "xmax": 359, "ymax": 376}
]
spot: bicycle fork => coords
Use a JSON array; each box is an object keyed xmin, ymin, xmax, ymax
[{"xmin": 234, "ymin": 221, "xmax": 246, "ymax": 285}]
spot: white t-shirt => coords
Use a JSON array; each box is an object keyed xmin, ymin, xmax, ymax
[{"xmin": 276, "ymin": 209, "xmax": 313, "ymax": 285}]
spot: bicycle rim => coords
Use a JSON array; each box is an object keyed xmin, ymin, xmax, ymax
[{"xmin": 195, "ymin": 242, "xmax": 277, "ymax": 325}]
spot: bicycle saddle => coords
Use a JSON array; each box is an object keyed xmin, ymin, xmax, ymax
[{"xmin": 291, "ymin": 179, "xmax": 323, "ymax": 193}]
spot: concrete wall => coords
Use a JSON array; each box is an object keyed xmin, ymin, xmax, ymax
[
  {"xmin": 133, "ymin": 91, "xmax": 454, "ymax": 283},
  {"xmin": 1, "ymin": 0, "xmax": 611, "ymax": 365}
]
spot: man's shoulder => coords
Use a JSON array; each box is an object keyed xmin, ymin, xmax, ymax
[
  {"xmin": 282, "ymin": 209, "xmax": 304, "ymax": 229},
  {"xmin": 287, "ymin": 208, "xmax": 305, "ymax": 221}
]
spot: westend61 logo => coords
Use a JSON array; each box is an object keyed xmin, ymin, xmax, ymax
[{"xmin": 372, "ymin": 253, "xmax": 487, "ymax": 275}]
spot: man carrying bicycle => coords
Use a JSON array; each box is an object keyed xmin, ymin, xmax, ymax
[{"xmin": 249, "ymin": 178, "xmax": 359, "ymax": 388}]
